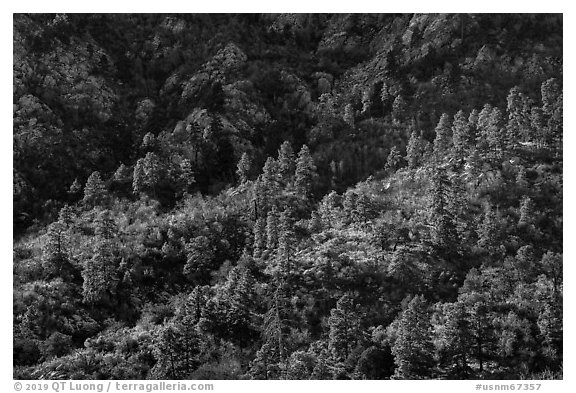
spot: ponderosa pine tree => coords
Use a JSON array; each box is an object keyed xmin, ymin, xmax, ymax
[
  {"xmin": 506, "ymin": 86, "xmax": 531, "ymax": 149},
  {"xmin": 236, "ymin": 152, "xmax": 252, "ymax": 184},
  {"xmin": 406, "ymin": 130, "xmax": 423, "ymax": 169},
  {"xmin": 433, "ymin": 113, "xmax": 452, "ymax": 159},
  {"xmin": 391, "ymin": 295, "xmax": 435, "ymax": 379},
  {"xmin": 277, "ymin": 141, "xmax": 295, "ymax": 184},
  {"xmin": 41, "ymin": 221, "xmax": 73, "ymax": 278},
  {"xmin": 253, "ymin": 217, "xmax": 266, "ymax": 258},
  {"xmin": 132, "ymin": 152, "xmax": 163, "ymax": 198},
  {"xmin": 452, "ymin": 110, "xmax": 472, "ymax": 162},
  {"xmin": 82, "ymin": 171, "xmax": 107, "ymax": 207},
  {"xmin": 295, "ymin": 145, "xmax": 316, "ymax": 197},
  {"xmin": 276, "ymin": 209, "xmax": 295, "ymax": 278},
  {"xmin": 266, "ymin": 206, "xmax": 280, "ymax": 253},
  {"xmin": 153, "ymin": 314, "xmax": 202, "ymax": 379},
  {"xmin": 184, "ymin": 236, "xmax": 215, "ymax": 284},
  {"xmin": 429, "ymin": 167, "xmax": 459, "ymax": 251},
  {"xmin": 328, "ymin": 293, "xmax": 361, "ymax": 363},
  {"xmin": 385, "ymin": 146, "xmax": 402, "ymax": 173},
  {"xmin": 434, "ymin": 301, "xmax": 474, "ymax": 378},
  {"xmin": 82, "ymin": 239, "xmax": 117, "ymax": 304}
]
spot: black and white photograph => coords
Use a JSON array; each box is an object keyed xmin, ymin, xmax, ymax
[{"xmin": 12, "ymin": 10, "xmax": 564, "ymax": 383}]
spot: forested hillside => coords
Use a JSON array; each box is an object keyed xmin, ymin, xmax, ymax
[{"xmin": 13, "ymin": 13, "xmax": 562, "ymax": 380}]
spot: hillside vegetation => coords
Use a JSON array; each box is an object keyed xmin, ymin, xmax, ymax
[{"xmin": 13, "ymin": 14, "xmax": 562, "ymax": 379}]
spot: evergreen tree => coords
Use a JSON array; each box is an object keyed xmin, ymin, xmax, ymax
[
  {"xmin": 41, "ymin": 221, "xmax": 73, "ymax": 278},
  {"xmin": 276, "ymin": 209, "xmax": 295, "ymax": 278},
  {"xmin": 236, "ymin": 152, "xmax": 252, "ymax": 184},
  {"xmin": 153, "ymin": 315, "xmax": 202, "ymax": 379},
  {"xmin": 506, "ymin": 86, "xmax": 531, "ymax": 148},
  {"xmin": 406, "ymin": 130, "xmax": 423, "ymax": 169},
  {"xmin": 328, "ymin": 294, "xmax": 361, "ymax": 363},
  {"xmin": 452, "ymin": 110, "xmax": 472, "ymax": 161},
  {"xmin": 429, "ymin": 168, "xmax": 459, "ymax": 251},
  {"xmin": 83, "ymin": 171, "xmax": 107, "ymax": 207},
  {"xmin": 295, "ymin": 145, "xmax": 317, "ymax": 197},
  {"xmin": 433, "ymin": 113, "xmax": 452, "ymax": 159},
  {"xmin": 391, "ymin": 295, "xmax": 435, "ymax": 379},
  {"xmin": 184, "ymin": 236, "xmax": 215, "ymax": 284},
  {"xmin": 343, "ymin": 103, "xmax": 355, "ymax": 127},
  {"xmin": 277, "ymin": 141, "xmax": 295, "ymax": 184},
  {"xmin": 434, "ymin": 301, "xmax": 474, "ymax": 378},
  {"xmin": 476, "ymin": 203, "xmax": 502, "ymax": 258},
  {"xmin": 82, "ymin": 239, "xmax": 117, "ymax": 304},
  {"xmin": 385, "ymin": 146, "xmax": 402, "ymax": 173},
  {"xmin": 266, "ymin": 206, "xmax": 280, "ymax": 253},
  {"xmin": 253, "ymin": 217, "xmax": 266, "ymax": 258},
  {"xmin": 518, "ymin": 196, "xmax": 535, "ymax": 229}
]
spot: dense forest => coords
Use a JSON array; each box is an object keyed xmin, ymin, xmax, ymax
[{"xmin": 13, "ymin": 14, "xmax": 562, "ymax": 380}]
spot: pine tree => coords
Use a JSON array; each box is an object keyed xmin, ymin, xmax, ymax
[
  {"xmin": 42, "ymin": 221, "xmax": 72, "ymax": 278},
  {"xmin": 83, "ymin": 171, "xmax": 107, "ymax": 207},
  {"xmin": 276, "ymin": 209, "xmax": 295, "ymax": 277},
  {"xmin": 434, "ymin": 301, "xmax": 474, "ymax": 378},
  {"xmin": 277, "ymin": 141, "xmax": 295, "ymax": 184},
  {"xmin": 295, "ymin": 145, "xmax": 316, "ymax": 197},
  {"xmin": 406, "ymin": 129, "xmax": 423, "ymax": 169},
  {"xmin": 236, "ymin": 152, "xmax": 252, "ymax": 184},
  {"xmin": 153, "ymin": 316, "xmax": 202, "ymax": 379},
  {"xmin": 83, "ymin": 209, "xmax": 118, "ymax": 304},
  {"xmin": 452, "ymin": 110, "xmax": 472, "ymax": 161},
  {"xmin": 391, "ymin": 295, "xmax": 435, "ymax": 379},
  {"xmin": 392, "ymin": 94, "xmax": 407, "ymax": 124},
  {"xmin": 385, "ymin": 146, "xmax": 402, "ymax": 173},
  {"xmin": 477, "ymin": 203, "xmax": 501, "ymax": 257},
  {"xmin": 506, "ymin": 86, "xmax": 531, "ymax": 148},
  {"xmin": 178, "ymin": 158, "xmax": 195, "ymax": 193},
  {"xmin": 343, "ymin": 103, "xmax": 355, "ymax": 127},
  {"xmin": 133, "ymin": 152, "xmax": 163, "ymax": 197},
  {"xmin": 82, "ymin": 239, "xmax": 117, "ymax": 304},
  {"xmin": 429, "ymin": 168, "xmax": 458, "ymax": 250},
  {"xmin": 518, "ymin": 196, "xmax": 534, "ymax": 229},
  {"xmin": 328, "ymin": 294, "xmax": 361, "ymax": 362},
  {"xmin": 68, "ymin": 178, "xmax": 82, "ymax": 196},
  {"xmin": 266, "ymin": 206, "xmax": 280, "ymax": 253},
  {"xmin": 342, "ymin": 190, "xmax": 358, "ymax": 223},
  {"xmin": 433, "ymin": 113, "xmax": 452, "ymax": 159},
  {"xmin": 57, "ymin": 205, "xmax": 75, "ymax": 228},
  {"xmin": 253, "ymin": 217, "xmax": 266, "ymax": 258},
  {"xmin": 184, "ymin": 236, "xmax": 215, "ymax": 283},
  {"xmin": 318, "ymin": 191, "xmax": 340, "ymax": 227}
]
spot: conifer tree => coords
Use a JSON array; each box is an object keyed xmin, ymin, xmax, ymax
[
  {"xmin": 236, "ymin": 152, "xmax": 252, "ymax": 184},
  {"xmin": 406, "ymin": 128, "xmax": 424, "ymax": 169},
  {"xmin": 477, "ymin": 203, "xmax": 501, "ymax": 257},
  {"xmin": 518, "ymin": 196, "xmax": 534, "ymax": 229},
  {"xmin": 276, "ymin": 209, "xmax": 295, "ymax": 277},
  {"xmin": 277, "ymin": 141, "xmax": 295, "ymax": 184},
  {"xmin": 42, "ymin": 221, "xmax": 72, "ymax": 278},
  {"xmin": 506, "ymin": 86, "xmax": 530, "ymax": 148},
  {"xmin": 434, "ymin": 301, "xmax": 474, "ymax": 378},
  {"xmin": 184, "ymin": 236, "xmax": 215, "ymax": 283},
  {"xmin": 295, "ymin": 145, "xmax": 316, "ymax": 197},
  {"xmin": 328, "ymin": 294, "xmax": 361, "ymax": 362},
  {"xmin": 178, "ymin": 158, "xmax": 195, "ymax": 193},
  {"xmin": 429, "ymin": 168, "xmax": 458, "ymax": 250},
  {"xmin": 433, "ymin": 113, "xmax": 453, "ymax": 159},
  {"xmin": 452, "ymin": 110, "xmax": 472, "ymax": 161},
  {"xmin": 319, "ymin": 191, "xmax": 340, "ymax": 227},
  {"xmin": 385, "ymin": 146, "xmax": 402, "ymax": 173},
  {"xmin": 83, "ymin": 171, "xmax": 107, "ymax": 207},
  {"xmin": 266, "ymin": 206, "xmax": 280, "ymax": 253},
  {"xmin": 391, "ymin": 295, "xmax": 435, "ymax": 379},
  {"xmin": 343, "ymin": 103, "xmax": 355, "ymax": 127},
  {"xmin": 253, "ymin": 217, "xmax": 266, "ymax": 258}
]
